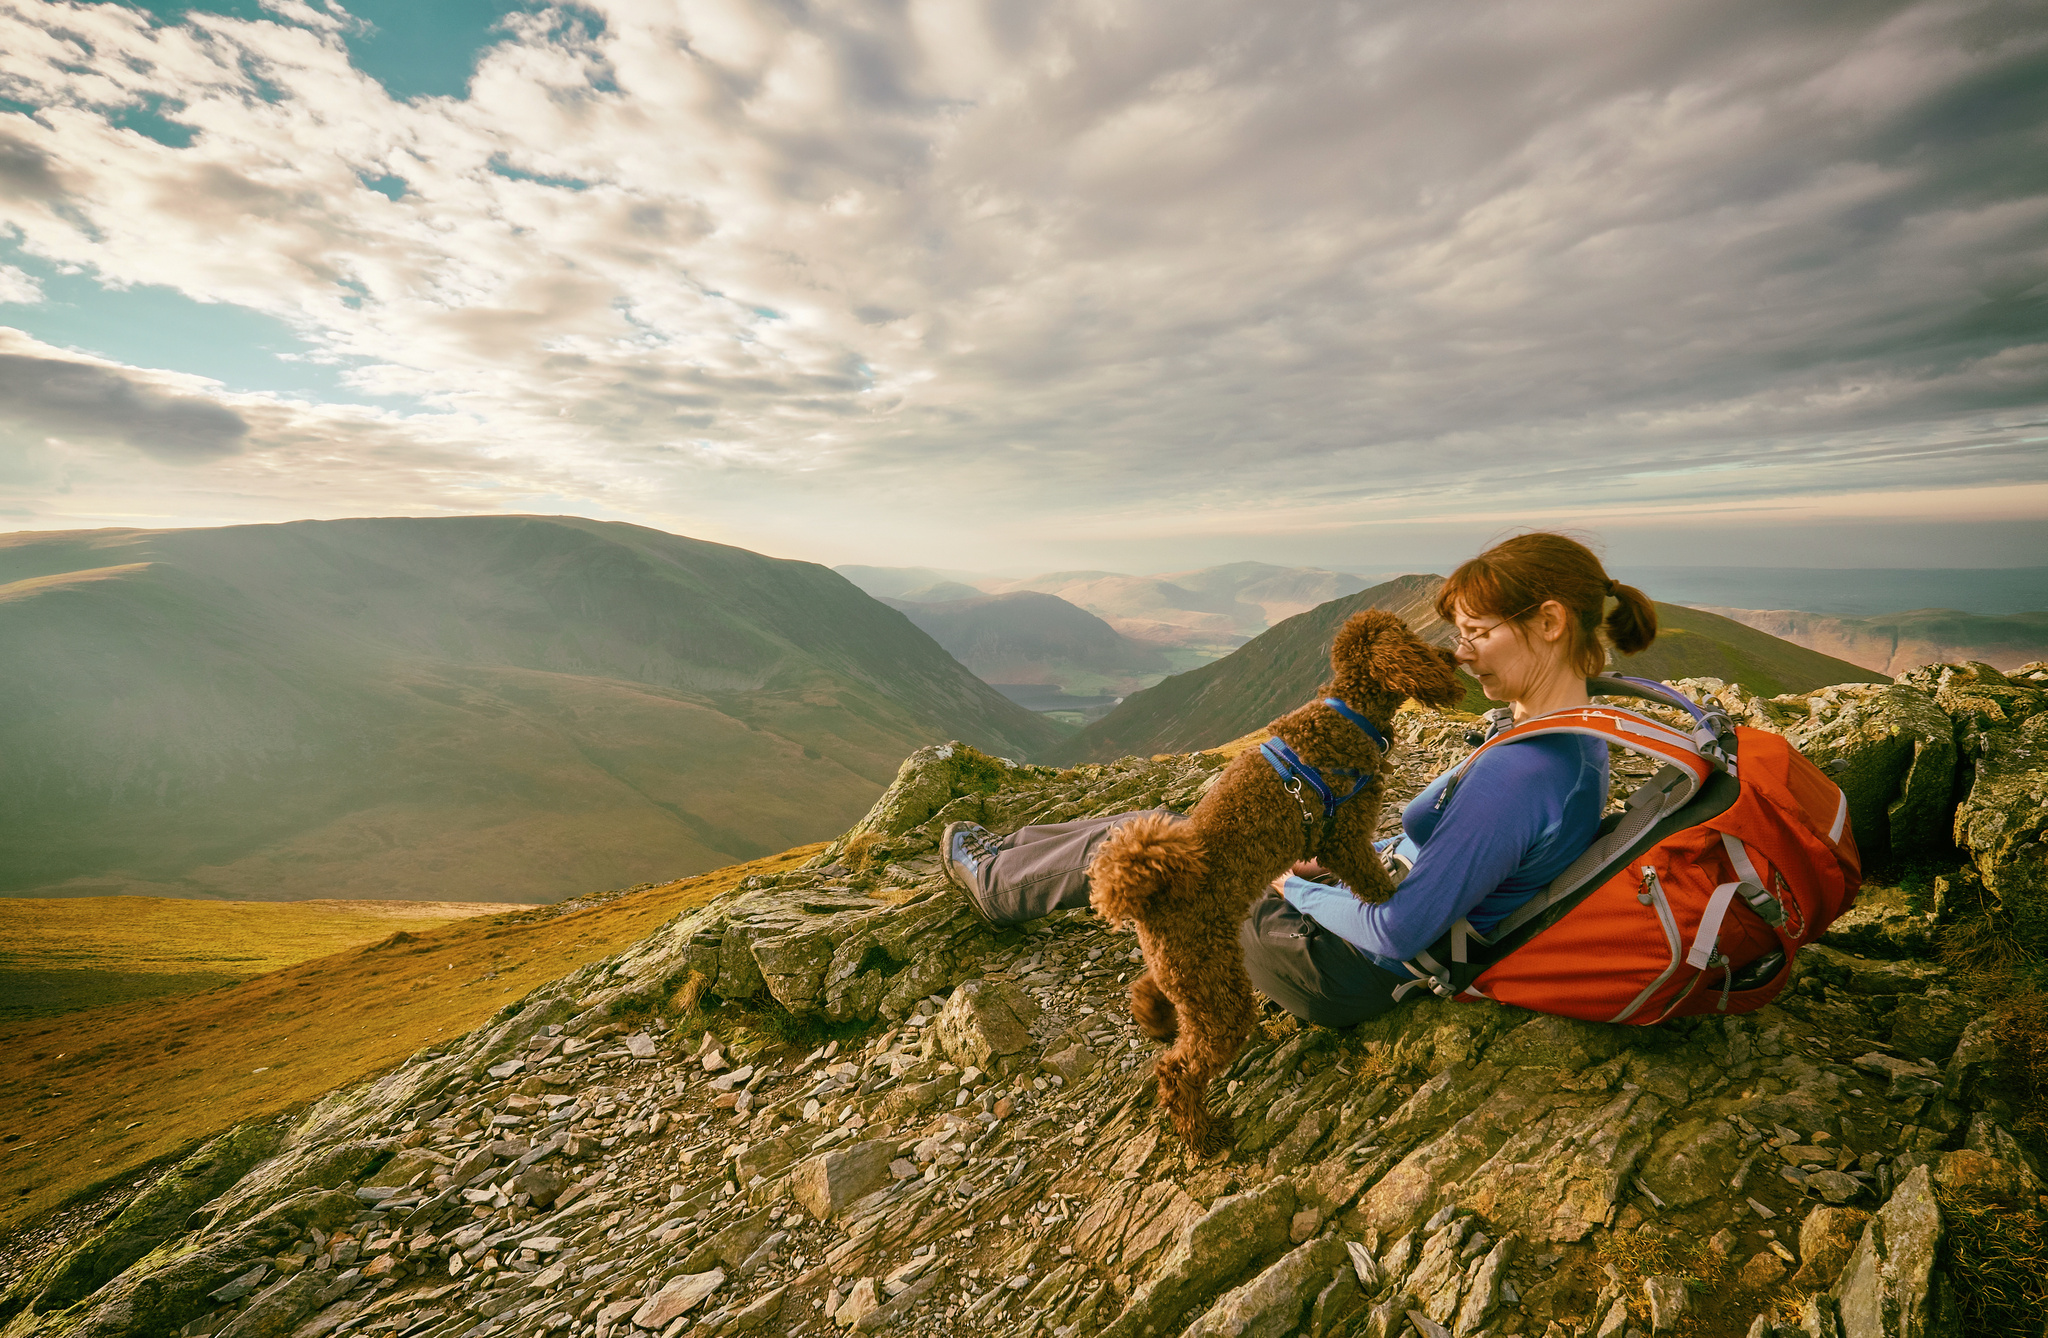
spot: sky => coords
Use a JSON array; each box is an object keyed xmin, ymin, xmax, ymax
[{"xmin": 1, "ymin": 0, "xmax": 2046, "ymax": 575}]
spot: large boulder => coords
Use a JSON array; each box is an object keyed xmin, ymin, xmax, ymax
[
  {"xmin": 1896, "ymin": 661, "xmax": 2046, "ymax": 746},
  {"xmin": 1656, "ymin": 678, "xmax": 1959, "ymax": 864},
  {"xmin": 811, "ymin": 742, "xmax": 1096, "ymax": 874},
  {"xmin": 1950, "ymin": 710, "xmax": 2048, "ymax": 953},
  {"xmin": 594, "ymin": 747, "xmax": 1220, "ymax": 1024},
  {"xmin": 1831, "ymin": 1163, "xmax": 1960, "ymax": 1338},
  {"xmin": 1779, "ymin": 684, "xmax": 1957, "ymax": 862}
]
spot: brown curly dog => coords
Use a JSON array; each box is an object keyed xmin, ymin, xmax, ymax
[{"xmin": 1087, "ymin": 610, "xmax": 1463, "ymax": 1155}]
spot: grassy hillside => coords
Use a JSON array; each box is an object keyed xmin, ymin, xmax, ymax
[
  {"xmin": 1617, "ymin": 604, "xmax": 1892, "ymax": 696},
  {"xmin": 1697, "ymin": 606, "xmax": 2048, "ymax": 676},
  {"xmin": 1053, "ymin": 577, "xmax": 1885, "ymax": 762},
  {"xmin": 0, "ymin": 897, "xmax": 526, "ymax": 1021},
  {"xmin": 883, "ymin": 591, "xmax": 1170, "ymax": 696},
  {"xmin": 0, "ymin": 844, "xmax": 821, "ymax": 1238},
  {"xmin": 0, "ymin": 517, "xmax": 1061, "ymax": 901}
]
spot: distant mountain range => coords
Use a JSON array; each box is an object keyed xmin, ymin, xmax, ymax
[
  {"xmin": 832, "ymin": 565, "xmax": 991, "ymax": 601},
  {"xmin": 0, "ymin": 518, "xmax": 1060, "ymax": 902},
  {"xmin": 1050, "ymin": 576, "xmax": 1887, "ymax": 763},
  {"xmin": 840, "ymin": 561, "xmax": 1377, "ymax": 655},
  {"xmin": 881, "ymin": 591, "xmax": 1170, "ymax": 704},
  {"xmin": 1696, "ymin": 607, "xmax": 2048, "ymax": 676}
]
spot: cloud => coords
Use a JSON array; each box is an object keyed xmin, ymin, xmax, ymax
[
  {"xmin": 0, "ymin": 0, "xmax": 2041, "ymax": 566},
  {"xmin": 0, "ymin": 350, "xmax": 249, "ymax": 459},
  {"xmin": 0, "ymin": 264, "xmax": 40, "ymax": 303},
  {"xmin": 0, "ymin": 128, "xmax": 64, "ymax": 202}
]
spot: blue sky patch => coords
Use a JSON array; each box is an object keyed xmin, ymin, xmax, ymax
[
  {"xmin": 0, "ymin": 247, "xmax": 416, "ymax": 408},
  {"xmin": 123, "ymin": 0, "xmax": 527, "ymax": 102},
  {"xmin": 108, "ymin": 96, "xmax": 196, "ymax": 148},
  {"xmin": 488, "ymin": 156, "xmax": 594, "ymax": 191}
]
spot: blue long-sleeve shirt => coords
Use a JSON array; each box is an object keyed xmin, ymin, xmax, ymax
[{"xmin": 1280, "ymin": 731, "xmax": 1609, "ymax": 967}]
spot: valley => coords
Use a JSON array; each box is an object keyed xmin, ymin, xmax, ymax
[{"xmin": 0, "ymin": 518, "xmax": 1057, "ymax": 903}]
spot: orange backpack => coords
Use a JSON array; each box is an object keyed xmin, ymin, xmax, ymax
[{"xmin": 1394, "ymin": 675, "xmax": 1861, "ymax": 1022}]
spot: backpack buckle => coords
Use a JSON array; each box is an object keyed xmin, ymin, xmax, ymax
[{"xmin": 1735, "ymin": 881, "xmax": 1785, "ymax": 926}]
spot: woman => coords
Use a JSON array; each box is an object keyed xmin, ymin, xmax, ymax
[{"xmin": 940, "ymin": 532, "xmax": 1657, "ymax": 1026}]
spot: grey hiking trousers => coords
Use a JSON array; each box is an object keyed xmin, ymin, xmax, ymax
[{"xmin": 966, "ymin": 809, "xmax": 1412, "ymax": 1027}]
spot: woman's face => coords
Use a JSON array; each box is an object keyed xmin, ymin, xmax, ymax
[{"xmin": 1452, "ymin": 599, "xmax": 1568, "ymax": 704}]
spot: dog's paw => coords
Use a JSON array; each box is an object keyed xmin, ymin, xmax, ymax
[{"xmin": 1189, "ymin": 1114, "xmax": 1235, "ymax": 1160}]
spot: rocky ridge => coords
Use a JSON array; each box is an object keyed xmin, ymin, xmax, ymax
[{"xmin": 4, "ymin": 663, "xmax": 2046, "ymax": 1338}]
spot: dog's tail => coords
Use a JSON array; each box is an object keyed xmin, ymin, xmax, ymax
[{"xmin": 1088, "ymin": 813, "xmax": 1206, "ymax": 925}]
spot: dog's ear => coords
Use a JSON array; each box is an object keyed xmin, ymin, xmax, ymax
[
  {"xmin": 1329, "ymin": 610, "xmax": 1406, "ymax": 678},
  {"xmin": 1334, "ymin": 611, "xmax": 1465, "ymax": 708}
]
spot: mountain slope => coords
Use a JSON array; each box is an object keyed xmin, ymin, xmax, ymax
[
  {"xmin": 1052, "ymin": 577, "xmax": 1885, "ymax": 762},
  {"xmin": 0, "ymin": 517, "xmax": 1061, "ymax": 901},
  {"xmin": 1696, "ymin": 606, "xmax": 2048, "ymax": 676}
]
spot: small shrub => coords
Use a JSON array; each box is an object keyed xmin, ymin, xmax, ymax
[{"xmin": 840, "ymin": 831, "xmax": 883, "ymax": 870}]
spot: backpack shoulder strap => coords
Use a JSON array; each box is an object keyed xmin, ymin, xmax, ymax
[
  {"xmin": 1589, "ymin": 674, "xmax": 1739, "ymax": 773},
  {"xmin": 1469, "ymin": 707, "xmax": 1714, "ymax": 783},
  {"xmin": 1434, "ymin": 702, "xmax": 1714, "ymax": 815}
]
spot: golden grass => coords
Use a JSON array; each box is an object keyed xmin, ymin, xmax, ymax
[
  {"xmin": 1593, "ymin": 1230, "xmax": 1726, "ymax": 1336},
  {"xmin": 0, "ymin": 843, "xmax": 826, "ymax": 1237},
  {"xmin": 0, "ymin": 897, "xmax": 530, "ymax": 1017},
  {"xmin": 1937, "ymin": 1187, "xmax": 2048, "ymax": 1336}
]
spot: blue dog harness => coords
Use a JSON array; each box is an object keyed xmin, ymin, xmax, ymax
[{"xmin": 1258, "ymin": 697, "xmax": 1391, "ymax": 856}]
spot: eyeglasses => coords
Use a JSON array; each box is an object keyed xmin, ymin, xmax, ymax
[{"xmin": 1453, "ymin": 603, "xmax": 1539, "ymax": 654}]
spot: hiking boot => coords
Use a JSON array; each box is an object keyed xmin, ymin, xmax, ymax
[{"xmin": 941, "ymin": 821, "xmax": 1004, "ymax": 924}]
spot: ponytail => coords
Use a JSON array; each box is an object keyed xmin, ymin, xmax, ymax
[{"xmin": 1604, "ymin": 581, "xmax": 1657, "ymax": 657}]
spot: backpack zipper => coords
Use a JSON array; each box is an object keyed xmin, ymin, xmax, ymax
[{"xmin": 1611, "ymin": 865, "xmax": 1683, "ymax": 1023}]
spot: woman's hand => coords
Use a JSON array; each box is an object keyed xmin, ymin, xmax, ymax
[{"xmin": 1270, "ymin": 858, "xmax": 1330, "ymax": 894}]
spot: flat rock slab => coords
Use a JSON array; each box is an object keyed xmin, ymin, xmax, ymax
[
  {"xmin": 935, "ymin": 978, "xmax": 1039, "ymax": 1070},
  {"xmin": 631, "ymin": 1269, "xmax": 725, "ymax": 1328},
  {"xmin": 793, "ymin": 1140, "xmax": 898, "ymax": 1220}
]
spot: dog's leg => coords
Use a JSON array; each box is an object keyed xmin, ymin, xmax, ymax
[
  {"xmin": 1144, "ymin": 884, "xmax": 1267, "ymax": 1158},
  {"xmin": 1129, "ymin": 969, "xmax": 1177, "ymax": 1041},
  {"xmin": 1152, "ymin": 972, "xmax": 1258, "ymax": 1158},
  {"xmin": 1324, "ymin": 797, "xmax": 1399, "ymax": 905},
  {"xmin": 1328, "ymin": 843, "xmax": 1396, "ymax": 904}
]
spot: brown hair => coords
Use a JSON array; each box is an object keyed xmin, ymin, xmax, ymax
[{"xmin": 1433, "ymin": 532, "xmax": 1656, "ymax": 678}]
